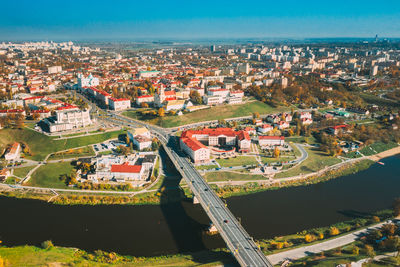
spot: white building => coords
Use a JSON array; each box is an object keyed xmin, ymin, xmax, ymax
[
  {"xmin": 44, "ymin": 108, "xmax": 92, "ymax": 132},
  {"xmin": 109, "ymin": 98, "xmax": 131, "ymax": 111},
  {"xmin": 258, "ymin": 136, "xmax": 285, "ymax": 147},
  {"xmin": 48, "ymin": 66, "xmax": 62, "ymax": 74},
  {"xmin": 77, "ymin": 73, "xmax": 99, "ymax": 89}
]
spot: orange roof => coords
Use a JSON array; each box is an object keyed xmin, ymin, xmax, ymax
[{"xmin": 111, "ymin": 163, "xmax": 142, "ymax": 173}]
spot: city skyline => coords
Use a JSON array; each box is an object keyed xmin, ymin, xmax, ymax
[{"xmin": 1, "ymin": 0, "xmax": 400, "ymax": 40}]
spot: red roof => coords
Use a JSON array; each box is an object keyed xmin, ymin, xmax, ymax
[
  {"xmin": 111, "ymin": 163, "xmax": 142, "ymax": 173},
  {"xmin": 181, "ymin": 137, "xmax": 207, "ymax": 151}
]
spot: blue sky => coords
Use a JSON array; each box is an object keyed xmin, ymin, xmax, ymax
[{"xmin": 1, "ymin": 0, "xmax": 400, "ymax": 40}]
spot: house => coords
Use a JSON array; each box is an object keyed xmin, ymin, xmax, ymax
[
  {"xmin": 136, "ymin": 95, "xmax": 154, "ymax": 106},
  {"xmin": 299, "ymin": 112, "xmax": 312, "ymax": 120},
  {"xmin": 257, "ymin": 124, "xmax": 273, "ymax": 134},
  {"xmin": 275, "ymin": 121, "xmax": 290, "ymax": 130},
  {"xmin": 0, "ymin": 168, "xmax": 10, "ymax": 182},
  {"xmin": 301, "ymin": 118, "xmax": 313, "ymax": 125},
  {"xmin": 327, "ymin": 125, "xmax": 347, "ymax": 135},
  {"xmin": 165, "ymin": 100, "xmax": 185, "ymax": 111},
  {"xmin": 258, "ymin": 136, "xmax": 285, "ymax": 147},
  {"xmin": 5, "ymin": 142, "xmax": 21, "ymax": 161},
  {"xmin": 30, "ymin": 109, "xmax": 51, "ymax": 119},
  {"xmin": 244, "ymin": 127, "xmax": 256, "ymax": 135}
]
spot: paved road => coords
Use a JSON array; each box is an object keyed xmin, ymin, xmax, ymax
[{"xmin": 267, "ymin": 220, "xmax": 392, "ymax": 265}]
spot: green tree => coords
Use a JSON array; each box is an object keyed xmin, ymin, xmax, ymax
[{"xmin": 189, "ymin": 90, "xmax": 202, "ymax": 104}]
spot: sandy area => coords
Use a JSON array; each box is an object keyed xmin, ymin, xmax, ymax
[{"xmin": 369, "ymin": 145, "xmax": 400, "ymax": 161}]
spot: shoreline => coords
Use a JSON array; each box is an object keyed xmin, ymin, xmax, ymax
[
  {"xmin": 368, "ymin": 145, "xmax": 400, "ymax": 161},
  {"xmin": 0, "ymin": 147, "xmax": 398, "ymax": 206}
]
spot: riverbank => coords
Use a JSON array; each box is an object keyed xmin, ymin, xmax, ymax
[
  {"xmin": 207, "ymin": 159, "xmax": 374, "ymax": 199},
  {"xmin": 0, "ymin": 245, "xmax": 234, "ymax": 266},
  {"xmin": 369, "ymin": 145, "xmax": 400, "ymax": 161}
]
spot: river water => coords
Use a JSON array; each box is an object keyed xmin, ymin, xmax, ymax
[{"xmin": 0, "ymin": 155, "xmax": 399, "ymax": 257}]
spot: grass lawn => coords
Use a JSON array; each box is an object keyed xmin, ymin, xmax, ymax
[
  {"xmin": 0, "ymin": 245, "xmax": 234, "ymax": 266},
  {"xmin": 205, "ymin": 171, "xmax": 265, "ymax": 182},
  {"xmin": 274, "ymin": 147, "xmax": 342, "ymax": 178},
  {"xmin": 215, "ymin": 156, "xmax": 258, "ymax": 167},
  {"xmin": 358, "ymin": 141, "xmax": 398, "ymax": 156},
  {"xmin": 123, "ymin": 101, "xmax": 288, "ymax": 128},
  {"xmin": 0, "ymin": 128, "xmax": 125, "ymax": 161},
  {"xmin": 4, "ymin": 176, "xmax": 21, "ymax": 184},
  {"xmin": 260, "ymin": 156, "xmax": 295, "ymax": 165},
  {"xmin": 196, "ymin": 164, "xmax": 219, "ymax": 170},
  {"xmin": 12, "ymin": 166, "xmax": 36, "ymax": 178},
  {"xmin": 26, "ymin": 162, "xmax": 75, "ymax": 189},
  {"xmin": 48, "ymin": 146, "xmax": 95, "ymax": 160}
]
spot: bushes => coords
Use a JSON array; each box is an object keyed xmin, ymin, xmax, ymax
[{"xmin": 41, "ymin": 240, "xmax": 54, "ymax": 250}]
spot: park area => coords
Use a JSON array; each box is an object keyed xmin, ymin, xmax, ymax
[
  {"xmin": 0, "ymin": 128, "xmax": 125, "ymax": 161},
  {"xmin": 25, "ymin": 162, "xmax": 75, "ymax": 189}
]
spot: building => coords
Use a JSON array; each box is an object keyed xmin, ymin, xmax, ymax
[
  {"xmin": 44, "ymin": 108, "xmax": 92, "ymax": 133},
  {"xmin": 257, "ymin": 124, "xmax": 273, "ymax": 134},
  {"xmin": 77, "ymin": 73, "xmax": 99, "ymax": 89},
  {"xmin": 138, "ymin": 70, "xmax": 160, "ymax": 78},
  {"xmin": 370, "ymin": 65, "xmax": 378, "ymax": 76},
  {"xmin": 128, "ymin": 127, "xmax": 152, "ymax": 150},
  {"xmin": 258, "ymin": 136, "xmax": 285, "ymax": 147},
  {"xmin": 4, "ymin": 142, "xmax": 21, "ymax": 161},
  {"xmin": 48, "ymin": 66, "xmax": 62, "ymax": 74},
  {"xmin": 0, "ymin": 168, "xmax": 10, "ymax": 182},
  {"xmin": 110, "ymin": 163, "xmax": 144, "ymax": 181},
  {"xmin": 180, "ymin": 128, "xmax": 251, "ymax": 163},
  {"xmin": 136, "ymin": 95, "xmax": 154, "ymax": 106},
  {"xmin": 109, "ymin": 97, "xmax": 131, "ymax": 111}
]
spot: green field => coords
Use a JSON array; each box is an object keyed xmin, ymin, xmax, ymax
[
  {"xmin": 0, "ymin": 245, "xmax": 234, "ymax": 267},
  {"xmin": 0, "ymin": 128, "xmax": 125, "ymax": 161},
  {"xmin": 48, "ymin": 146, "xmax": 95, "ymax": 160},
  {"xmin": 26, "ymin": 162, "xmax": 75, "ymax": 189},
  {"xmin": 123, "ymin": 101, "xmax": 288, "ymax": 128},
  {"xmin": 215, "ymin": 156, "xmax": 258, "ymax": 167},
  {"xmin": 204, "ymin": 171, "xmax": 265, "ymax": 182},
  {"xmin": 12, "ymin": 166, "xmax": 35, "ymax": 178},
  {"xmin": 274, "ymin": 147, "xmax": 342, "ymax": 178}
]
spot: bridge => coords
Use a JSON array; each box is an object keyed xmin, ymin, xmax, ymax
[{"xmin": 104, "ymin": 112, "xmax": 273, "ymax": 266}]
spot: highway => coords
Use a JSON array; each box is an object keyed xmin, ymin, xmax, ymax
[{"xmin": 79, "ymin": 93, "xmax": 273, "ymax": 266}]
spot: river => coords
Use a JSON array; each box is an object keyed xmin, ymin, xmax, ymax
[{"xmin": 0, "ymin": 155, "xmax": 399, "ymax": 257}]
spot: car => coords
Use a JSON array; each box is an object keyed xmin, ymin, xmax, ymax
[
  {"xmin": 223, "ymin": 219, "xmax": 228, "ymax": 223},
  {"xmin": 204, "ymin": 188, "xmax": 208, "ymax": 191}
]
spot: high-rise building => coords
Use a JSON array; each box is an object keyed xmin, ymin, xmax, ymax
[
  {"xmin": 210, "ymin": 45, "xmax": 216, "ymax": 52},
  {"xmin": 370, "ymin": 65, "xmax": 378, "ymax": 76}
]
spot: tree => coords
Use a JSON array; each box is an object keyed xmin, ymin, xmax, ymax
[
  {"xmin": 41, "ymin": 240, "xmax": 54, "ymax": 250},
  {"xmin": 352, "ymin": 246, "xmax": 360, "ymax": 255},
  {"xmin": 273, "ymin": 147, "xmax": 280, "ymax": 158},
  {"xmin": 304, "ymin": 234, "xmax": 316, "ymax": 243},
  {"xmin": 365, "ymin": 244, "xmax": 376, "ymax": 257},
  {"xmin": 158, "ymin": 108, "xmax": 165, "ymax": 117},
  {"xmin": 32, "ymin": 113, "xmax": 40, "ymax": 120},
  {"xmin": 329, "ymin": 227, "xmax": 340, "ymax": 236},
  {"xmin": 252, "ymin": 112, "xmax": 260, "ymax": 119},
  {"xmin": 117, "ymin": 145, "xmax": 130, "ymax": 156},
  {"xmin": 141, "ymin": 102, "xmax": 149, "ymax": 108},
  {"xmin": 0, "ymin": 255, "xmax": 4, "ymax": 267},
  {"xmin": 189, "ymin": 90, "xmax": 202, "ymax": 104}
]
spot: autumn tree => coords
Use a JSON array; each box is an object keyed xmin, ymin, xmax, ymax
[
  {"xmin": 189, "ymin": 90, "xmax": 202, "ymax": 104},
  {"xmin": 329, "ymin": 227, "xmax": 340, "ymax": 236},
  {"xmin": 273, "ymin": 147, "xmax": 280, "ymax": 158},
  {"xmin": 158, "ymin": 108, "xmax": 165, "ymax": 117}
]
